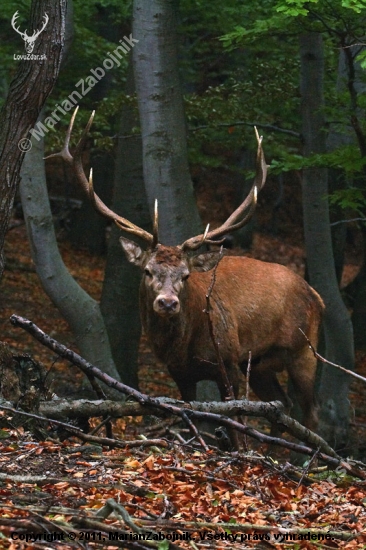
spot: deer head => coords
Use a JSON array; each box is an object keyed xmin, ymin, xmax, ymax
[{"xmin": 11, "ymin": 11, "xmax": 49, "ymax": 54}]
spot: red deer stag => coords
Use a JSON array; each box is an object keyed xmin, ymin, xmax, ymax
[{"xmin": 52, "ymin": 108, "xmax": 324, "ymax": 432}]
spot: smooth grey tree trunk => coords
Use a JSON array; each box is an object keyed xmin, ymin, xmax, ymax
[
  {"xmin": 132, "ymin": 0, "xmax": 202, "ymax": 244},
  {"xmin": 100, "ymin": 60, "xmax": 150, "ymax": 388},
  {"xmin": 326, "ymin": 48, "xmax": 365, "ymax": 285},
  {"xmin": 132, "ymin": 0, "xmax": 220, "ymax": 406},
  {"xmin": 300, "ymin": 33, "xmax": 354, "ymax": 449},
  {"xmin": 339, "ymin": 45, "xmax": 366, "ymax": 350},
  {"xmin": 20, "ymin": 121, "xmax": 122, "ymax": 399}
]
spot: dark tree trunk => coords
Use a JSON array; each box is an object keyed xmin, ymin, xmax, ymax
[
  {"xmin": 340, "ymin": 44, "xmax": 366, "ymax": 350},
  {"xmin": 100, "ymin": 60, "xmax": 150, "ymax": 388},
  {"xmin": 300, "ymin": 33, "xmax": 354, "ymax": 449},
  {"xmin": 68, "ymin": 3, "xmax": 120, "ymax": 255},
  {"xmin": 352, "ymin": 227, "xmax": 366, "ymax": 349},
  {"xmin": 68, "ymin": 150, "xmax": 112, "ymax": 255},
  {"xmin": 0, "ymin": 0, "xmax": 66, "ymax": 281}
]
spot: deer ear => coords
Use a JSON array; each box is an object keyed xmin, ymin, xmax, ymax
[
  {"xmin": 189, "ymin": 252, "xmax": 223, "ymax": 272},
  {"xmin": 119, "ymin": 237, "xmax": 148, "ymax": 267}
]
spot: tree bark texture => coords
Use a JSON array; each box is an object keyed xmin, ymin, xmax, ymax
[
  {"xmin": 0, "ymin": 0, "xmax": 66, "ymax": 281},
  {"xmin": 132, "ymin": 0, "xmax": 202, "ymax": 245},
  {"xmin": 340, "ymin": 44, "xmax": 366, "ymax": 350},
  {"xmin": 300, "ymin": 33, "xmax": 354, "ymax": 449},
  {"xmin": 100, "ymin": 60, "xmax": 150, "ymax": 388}
]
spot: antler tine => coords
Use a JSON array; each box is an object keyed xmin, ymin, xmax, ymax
[
  {"xmin": 74, "ymin": 109, "xmax": 95, "ymax": 159},
  {"xmin": 87, "ymin": 168, "xmax": 96, "ymax": 204},
  {"xmin": 44, "ymin": 105, "xmax": 80, "ymax": 164},
  {"xmin": 11, "ymin": 11, "xmax": 25, "ymax": 37},
  {"xmin": 253, "ymin": 126, "xmax": 266, "ymax": 194},
  {"xmin": 88, "ymin": 169, "xmax": 153, "ymax": 241},
  {"xmin": 152, "ymin": 199, "xmax": 159, "ymax": 248},
  {"xmin": 181, "ymin": 129, "xmax": 266, "ymax": 251}
]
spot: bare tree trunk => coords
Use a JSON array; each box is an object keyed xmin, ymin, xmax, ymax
[
  {"xmin": 0, "ymin": 0, "xmax": 66, "ymax": 281},
  {"xmin": 100, "ymin": 60, "xmax": 150, "ymax": 388},
  {"xmin": 340, "ymin": 43, "xmax": 366, "ymax": 350},
  {"xmin": 132, "ymin": 0, "xmax": 202, "ymax": 244},
  {"xmin": 300, "ymin": 32, "xmax": 354, "ymax": 449},
  {"xmin": 19, "ymin": 116, "xmax": 122, "ymax": 398}
]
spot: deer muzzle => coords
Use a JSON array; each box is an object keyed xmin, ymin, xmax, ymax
[{"xmin": 154, "ymin": 295, "xmax": 180, "ymax": 316}]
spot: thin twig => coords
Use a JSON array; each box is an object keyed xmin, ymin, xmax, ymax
[
  {"xmin": 204, "ymin": 248, "xmax": 234, "ymax": 401},
  {"xmin": 245, "ymin": 351, "xmax": 252, "ymax": 401},
  {"xmin": 299, "ymin": 328, "xmax": 366, "ymax": 383},
  {"xmin": 118, "ymin": 121, "xmax": 301, "ymax": 140},
  {"xmin": 330, "ymin": 217, "xmax": 366, "ymax": 226},
  {"xmin": 189, "ymin": 121, "xmax": 301, "ymax": 138},
  {"xmin": 296, "ymin": 447, "xmax": 321, "ymax": 489},
  {"xmin": 243, "ymin": 350, "xmax": 252, "ymax": 450}
]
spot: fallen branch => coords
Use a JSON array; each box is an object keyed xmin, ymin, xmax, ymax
[
  {"xmin": 39, "ymin": 397, "xmax": 284, "ymax": 420},
  {"xmin": 0, "ymin": 473, "xmax": 151, "ymax": 496},
  {"xmin": 0, "ymin": 404, "xmax": 171, "ymax": 450},
  {"xmin": 9, "ymin": 315, "xmax": 366, "ymax": 477}
]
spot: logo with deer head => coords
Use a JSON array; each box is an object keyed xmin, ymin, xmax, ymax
[{"xmin": 11, "ymin": 11, "xmax": 49, "ymax": 54}]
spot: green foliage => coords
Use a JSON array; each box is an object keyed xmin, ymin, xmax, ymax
[
  {"xmin": 341, "ymin": 0, "xmax": 366, "ymax": 11},
  {"xmin": 356, "ymin": 49, "xmax": 366, "ymax": 69},
  {"xmin": 275, "ymin": 0, "xmax": 366, "ymax": 15},
  {"xmin": 270, "ymin": 145, "xmax": 366, "ymax": 173},
  {"xmin": 329, "ymin": 188, "xmax": 366, "ymax": 215}
]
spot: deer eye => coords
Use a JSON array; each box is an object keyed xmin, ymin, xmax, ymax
[
  {"xmin": 182, "ymin": 273, "xmax": 190, "ymax": 281},
  {"xmin": 144, "ymin": 269, "xmax": 152, "ymax": 278}
]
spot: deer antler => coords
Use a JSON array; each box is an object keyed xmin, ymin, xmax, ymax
[
  {"xmin": 180, "ymin": 127, "xmax": 267, "ymax": 251},
  {"xmin": 46, "ymin": 110, "xmax": 266, "ymax": 251},
  {"xmin": 11, "ymin": 11, "xmax": 26, "ymax": 39},
  {"xmin": 45, "ymin": 108, "xmax": 155, "ymax": 246}
]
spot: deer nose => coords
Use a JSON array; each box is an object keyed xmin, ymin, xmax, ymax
[{"xmin": 156, "ymin": 297, "xmax": 179, "ymax": 313}]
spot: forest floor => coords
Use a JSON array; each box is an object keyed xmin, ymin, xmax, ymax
[{"xmin": 0, "ymin": 214, "xmax": 366, "ymax": 549}]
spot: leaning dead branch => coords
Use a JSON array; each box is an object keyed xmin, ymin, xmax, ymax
[{"xmin": 9, "ymin": 313, "xmax": 366, "ymax": 480}]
